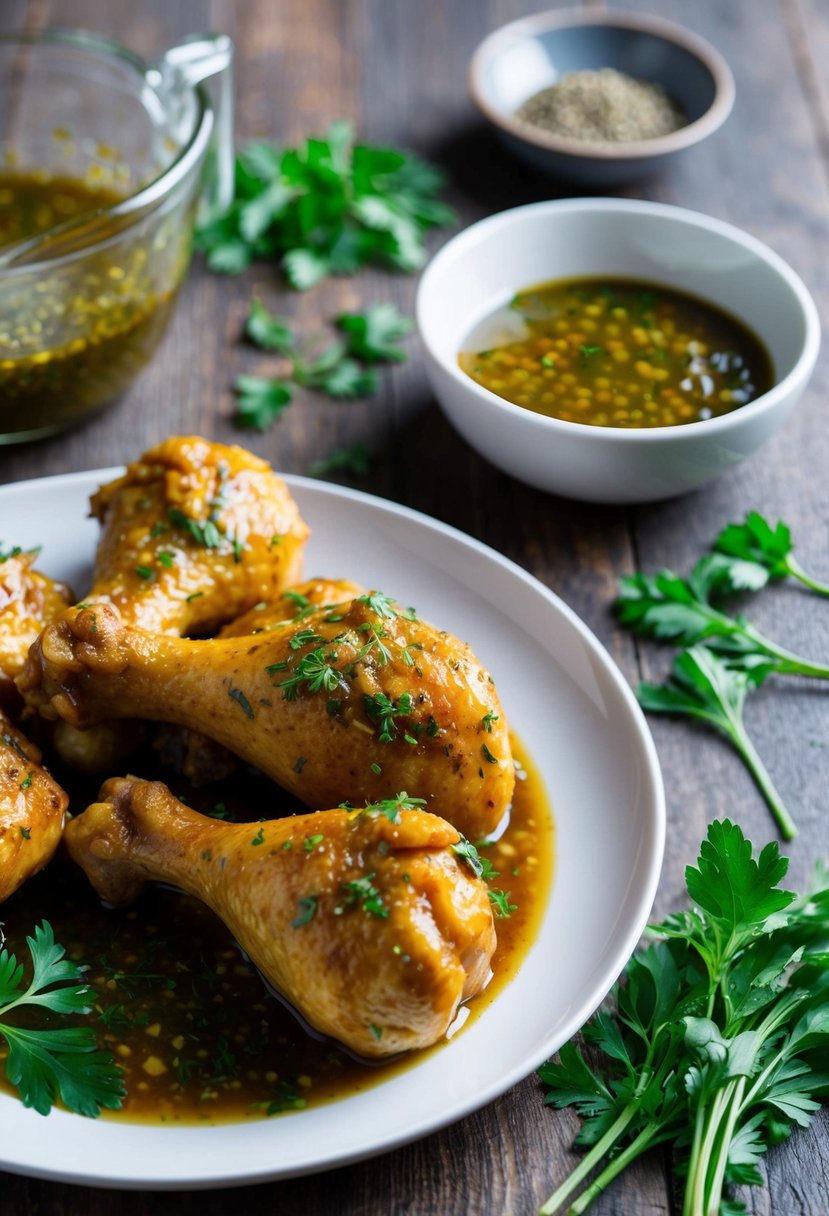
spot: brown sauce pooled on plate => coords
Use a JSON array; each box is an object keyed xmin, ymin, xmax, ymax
[
  {"xmin": 0, "ymin": 735, "xmax": 553, "ymax": 1125},
  {"xmin": 459, "ymin": 277, "xmax": 774, "ymax": 429}
]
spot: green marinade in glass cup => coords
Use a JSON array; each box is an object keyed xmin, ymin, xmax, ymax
[{"xmin": 0, "ymin": 29, "xmax": 234, "ymax": 442}]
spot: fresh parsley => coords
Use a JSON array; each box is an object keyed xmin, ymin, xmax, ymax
[
  {"xmin": 0, "ymin": 922, "xmax": 124, "ymax": 1117},
  {"xmin": 714, "ymin": 510, "xmax": 829, "ymax": 597},
  {"xmin": 335, "ymin": 302, "xmax": 413, "ymax": 362},
  {"xmin": 234, "ymin": 375, "xmax": 293, "ymax": 432},
  {"xmin": 234, "ymin": 301, "xmax": 410, "ymax": 430},
  {"xmin": 195, "ymin": 122, "xmax": 454, "ymax": 288},
  {"xmin": 307, "ymin": 442, "xmax": 372, "ymax": 480},
  {"xmin": 363, "ymin": 691, "xmax": 413, "ymax": 743},
  {"xmin": 276, "ymin": 647, "xmax": 349, "ymax": 700},
  {"xmin": 340, "ymin": 874, "xmax": 388, "ymax": 919},
  {"xmin": 539, "ymin": 819, "xmax": 829, "ymax": 1216},
  {"xmin": 362, "ymin": 792, "xmax": 426, "ymax": 824},
  {"xmin": 616, "ymin": 555, "xmax": 829, "ymax": 679},
  {"xmin": 638, "ymin": 647, "xmax": 796, "ymax": 840}
]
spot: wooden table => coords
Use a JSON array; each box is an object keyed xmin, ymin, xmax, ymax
[{"xmin": 3, "ymin": 1, "xmax": 829, "ymax": 1212}]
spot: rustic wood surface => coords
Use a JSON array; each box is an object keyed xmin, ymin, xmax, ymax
[{"xmin": 2, "ymin": 0, "xmax": 829, "ymax": 1212}]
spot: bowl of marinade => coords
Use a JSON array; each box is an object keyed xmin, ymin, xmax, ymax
[{"xmin": 416, "ymin": 198, "xmax": 820, "ymax": 503}]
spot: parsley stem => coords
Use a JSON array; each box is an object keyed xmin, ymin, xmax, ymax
[
  {"xmin": 787, "ymin": 556, "xmax": 829, "ymax": 597},
  {"xmin": 566, "ymin": 1122, "xmax": 662, "ymax": 1215},
  {"xmin": 726, "ymin": 716, "xmax": 797, "ymax": 840},
  {"xmin": 701, "ymin": 1077, "xmax": 746, "ymax": 1216},
  {"xmin": 539, "ymin": 1105, "xmax": 637, "ymax": 1215}
]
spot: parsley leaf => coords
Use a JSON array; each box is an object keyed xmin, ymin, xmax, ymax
[
  {"xmin": 362, "ymin": 792, "xmax": 426, "ymax": 823},
  {"xmin": 0, "ymin": 922, "xmax": 124, "ymax": 1117},
  {"xmin": 233, "ymin": 375, "xmax": 293, "ymax": 431},
  {"xmin": 245, "ymin": 299, "xmax": 296, "ymax": 353},
  {"xmin": 307, "ymin": 442, "xmax": 372, "ymax": 480},
  {"xmin": 336, "ymin": 303, "xmax": 412, "ymax": 363},
  {"xmin": 714, "ymin": 511, "xmax": 829, "ymax": 598}
]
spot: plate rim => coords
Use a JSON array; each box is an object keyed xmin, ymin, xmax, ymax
[{"xmin": 0, "ymin": 466, "xmax": 666, "ymax": 1189}]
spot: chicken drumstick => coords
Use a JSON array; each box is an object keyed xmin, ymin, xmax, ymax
[
  {"xmin": 23, "ymin": 590, "xmax": 514, "ymax": 840},
  {"xmin": 64, "ymin": 778, "xmax": 496, "ymax": 1057}
]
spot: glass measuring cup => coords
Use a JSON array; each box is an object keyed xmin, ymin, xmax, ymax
[{"xmin": 0, "ymin": 29, "xmax": 234, "ymax": 443}]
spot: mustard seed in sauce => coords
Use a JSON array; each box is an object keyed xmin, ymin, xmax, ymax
[{"xmin": 459, "ymin": 278, "xmax": 774, "ymax": 429}]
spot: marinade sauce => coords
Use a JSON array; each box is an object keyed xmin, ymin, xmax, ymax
[
  {"xmin": 0, "ymin": 736, "xmax": 553, "ymax": 1125},
  {"xmin": 0, "ymin": 173, "xmax": 189, "ymax": 438},
  {"xmin": 459, "ymin": 277, "xmax": 774, "ymax": 429}
]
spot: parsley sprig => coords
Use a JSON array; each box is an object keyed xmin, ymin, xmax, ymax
[
  {"xmin": 361, "ymin": 792, "xmax": 426, "ymax": 824},
  {"xmin": 638, "ymin": 647, "xmax": 796, "ymax": 840},
  {"xmin": 195, "ymin": 122, "xmax": 454, "ymax": 287},
  {"xmin": 714, "ymin": 510, "xmax": 829, "ymax": 598},
  {"xmin": 539, "ymin": 820, "xmax": 829, "ymax": 1216},
  {"xmin": 616, "ymin": 555, "xmax": 829, "ymax": 680},
  {"xmin": 0, "ymin": 922, "xmax": 124, "ymax": 1117}
]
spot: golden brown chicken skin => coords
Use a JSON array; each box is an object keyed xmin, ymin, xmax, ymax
[
  {"xmin": 0, "ymin": 549, "xmax": 72, "ymax": 710},
  {"xmin": 0, "ymin": 709, "xmax": 68, "ymax": 902},
  {"xmin": 23, "ymin": 591, "xmax": 515, "ymax": 841},
  {"xmin": 63, "ymin": 778, "xmax": 496, "ymax": 1057},
  {"xmin": 87, "ymin": 436, "xmax": 309, "ymax": 636}
]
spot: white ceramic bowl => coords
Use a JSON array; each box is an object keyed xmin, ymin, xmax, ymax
[{"xmin": 416, "ymin": 199, "xmax": 820, "ymax": 503}]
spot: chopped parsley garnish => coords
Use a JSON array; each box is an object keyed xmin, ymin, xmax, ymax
[
  {"xmin": 18, "ymin": 771, "xmax": 33, "ymax": 791},
  {"xmin": 289, "ymin": 629, "xmax": 326, "ymax": 651},
  {"xmin": 19, "ymin": 827, "xmax": 31, "ymax": 840},
  {"xmin": 250, "ymin": 826, "xmax": 265, "ymax": 847},
  {"xmin": 167, "ymin": 508, "xmax": 222, "ymax": 550},
  {"xmin": 294, "ymin": 756, "xmax": 308, "ymax": 774},
  {"xmin": 228, "ymin": 687, "xmax": 254, "ymax": 719},
  {"xmin": 291, "ymin": 895, "xmax": 318, "ymax": 928},
  {"xmin": 451, "ymin": 838, "xmax": 499, "ymax": 883},
  {"xmin": 356, "ymin": 591, "xmax": 400, "ymax": 618},
  {"xmin": 363, "ymin": 691, "xmax": 413, "ymax": 743},
  {"xmin": 481, "ymin": 712, "xmax": 499, "ymax": 733},
  {"xmin": 363, "ymin": 792, "xmax": 427, "ymax": 824},
  {"xmin": 303, "ymin": 833, "xmax": 324, "ymax": 852},
  {"xmin": 340, "ymin": 873, "xmax": 388, "ymax": 919},
  {"xmin": 488, "ymin": 889, "xmax": 517, "ymax": 919},
  {"xmin": 277, "ymin": 648, "xmax": 349, "ymax": 700},
  {"xmin": 134, "ymin": 565, "xmax": 155, "ymax": 581},
  {"xmin": 157, "ymin": 551, "xmax": 175, "ymax": 568},
  {"xmin": 481, "ymin": 743, "xmax": 499, "ymax": 764}
]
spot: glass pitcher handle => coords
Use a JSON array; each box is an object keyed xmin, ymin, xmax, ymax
[{"xmin": 151, "ymin": 34, "xmax": 235, "ymax": 218}]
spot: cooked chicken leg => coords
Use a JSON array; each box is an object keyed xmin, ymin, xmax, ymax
[
  {"xmin": 0, "ymin": 549, "xmax": 72, "ymax": 710},
  {"xmin": 0, "ymin": 710, "xmax": 68, "ymax": 902},
  {"xmin": 87, "ymin": 436, "xmax": 309, "ymax": 635},
  {"xmin": 46, "ymin": 436, "xmax": 310, "ymax": 773},
  {"xmin": 64, "ymin": 778, "xmax": 495, "ymax": 1057},
  {"xmin": 23, "ymin": 591, "xmax": 514, "ymax": 840}
]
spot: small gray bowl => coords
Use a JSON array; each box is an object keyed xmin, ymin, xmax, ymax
[{"xmin": 468, "ymin": 9, "xmax": 735, "ymax": 186}]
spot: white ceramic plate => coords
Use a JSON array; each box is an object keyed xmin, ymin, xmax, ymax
[{"xmin": 0, "ymin": 469, "xmax": 665, "ymax": 1190}]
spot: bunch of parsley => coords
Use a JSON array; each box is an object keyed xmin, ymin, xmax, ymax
[
  {"xmin": 540, "ymin": 819, "xmax": 829, "ymax": 1216},
  {"xmin": 615, "ymin": 512, "xmax": 829, "ymax": 839},
  {"xmin": 195, "ymin": 121, "xmax": 454, "ymax": 289}
]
